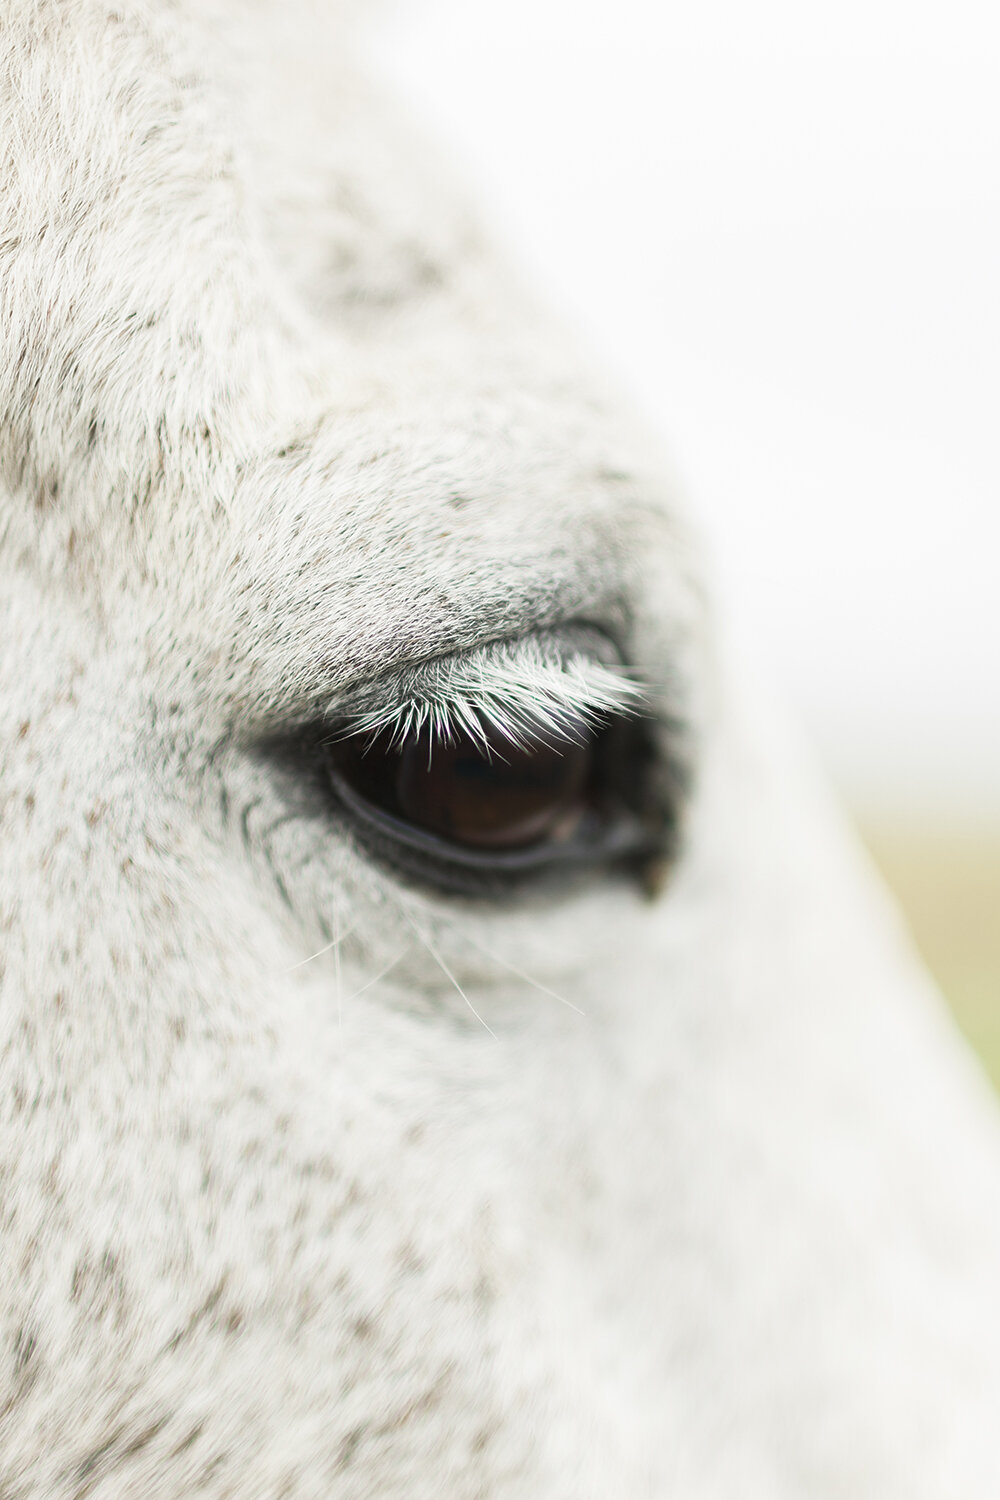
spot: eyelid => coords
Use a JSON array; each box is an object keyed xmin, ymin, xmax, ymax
[{"xmin": 323, "ymin": 626, "xmax": 647, "ymax": 750}]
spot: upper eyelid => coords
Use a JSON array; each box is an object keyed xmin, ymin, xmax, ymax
[{"xmin": 322, "ymin": 628, "xmax": 648, "ymax": 751}]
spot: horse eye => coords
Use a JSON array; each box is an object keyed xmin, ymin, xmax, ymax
[
  {"xmin": 331, "ymin": 726, "xmax": 591, "ymax": 852},
  {"xmin": 321, "ymin": 715, "xmax": 671, "ymax": 893}
]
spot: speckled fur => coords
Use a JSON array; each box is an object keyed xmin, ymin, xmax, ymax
[{"xmin": 2, "ymin": 3, "xmax": 1000, "ymax": 1496}]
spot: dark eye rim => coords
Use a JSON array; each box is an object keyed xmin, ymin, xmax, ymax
[
  {"xmin": 251, "ymin": 623, "xmax": 692, "ymax": 900},
  {"xmin": 319, "ymin": 712, "xmax": 679, "ymax": 898},
  {"xmin": 325, "ymin": 736, "xmax": 656, "ymax": 874}
]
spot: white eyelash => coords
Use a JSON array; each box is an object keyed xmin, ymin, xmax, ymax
[{"xmin": 340, "ymin": 642, "xmax": 645, "ymax": 753}]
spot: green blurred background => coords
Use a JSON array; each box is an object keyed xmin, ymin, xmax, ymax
[{"xmin": 860, "ymin": 824, "xmax": 1000, "ymax": 1093}]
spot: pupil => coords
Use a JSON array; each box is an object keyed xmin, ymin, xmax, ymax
[
  {"xmin": 333, "ymin": 724, "xmax": 592, "ymax": 852},
  {"xmin": 396, "ymin": 734, "xmax": 589, "ymax": 849}
]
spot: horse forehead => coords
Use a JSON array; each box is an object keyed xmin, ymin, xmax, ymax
[
  {"xmin": 0, "ymin": 0, "xmax": 466, "ymax": 544},
  {"xmin": 1, "ymin": 0, "xmax": 682, "ymax": 622}
]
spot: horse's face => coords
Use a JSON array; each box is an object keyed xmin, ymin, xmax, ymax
[
  {"xmin": 2, "ymin": 296, "xmax": 705, "ymax": 1498},
  {"xmin": 3, "ymin": 5, "xmax": 1000, "ymax": 1497}
]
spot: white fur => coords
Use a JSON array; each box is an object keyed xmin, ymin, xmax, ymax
[
  {"xmin": 336, "ymin": 633, "xmax": 645, "ymax": 749},
  {"xmin": 2, "ymin": 3, "xmax": 1000, "ymax": 1497}
]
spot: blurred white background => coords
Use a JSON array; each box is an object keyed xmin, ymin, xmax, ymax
[{"xmin": 366, "ymin": 0, "xmax": 1000, "ymax": 828}]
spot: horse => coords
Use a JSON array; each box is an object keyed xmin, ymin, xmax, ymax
[{"xmin": 2, "ymin": 3, "xmax": 999, "ymax": 1495}]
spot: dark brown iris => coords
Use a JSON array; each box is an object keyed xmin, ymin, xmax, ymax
[{"xmin": 330, "ymin": 724, "xmax": 591, "ymax": 851}]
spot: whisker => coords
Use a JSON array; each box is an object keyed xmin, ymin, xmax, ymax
[
  {"xmin": 401, "ymin": 910, "xmax": 497, "ymax": 1040},
  {"xmin": 333, "ymin": 903, "xmax": 343, "ymax": 1038},
  {"xmin": 342, "ymin": 949, "xmax": 406, "ymax": 1005},
  {"xmin": 283, "ymin": 922, "xmax": 357, "ymax": 973},
  {"xmin": 458, "ymin": 929, "xmax": 586, "ymax": 1017}
]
